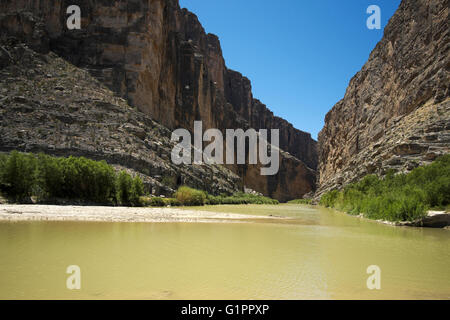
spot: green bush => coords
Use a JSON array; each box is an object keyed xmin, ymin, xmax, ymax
[
  {"xmin": 130, "ymin": 176, "xmax": 144, "ymax": 206},
  {"xmin": 150, "ymin": 197, "xmax": 165, "ymax": 207},
  {"xmin": 206, "ymin": 192, "xmax": 279, "ymax": 205},
  {"xmin": 38, "ymin": 155, "xmax": 116, "ymax": 203},
  {"xmin": 287, "ymin": 198, "xmax": 312, "ymax": 205},
  {"xmin": 115, "ymin": 171, "xmax": 144, "ymax": 206},
  {"xmin": 0, "ymin": 151, "xmax": 37, "ymax": 200},
  {"xmin": 36, "ymin": 153, "xmax": 64, "ymax": 198},
  {"xmin": 175, "ymin": 186, "xmax": 207, "ymax": 206},
  {"xmin": 140, "ymin": 196, "xmax": 166, "ymax": 207},
  {"xmin": 0, "ymin": 151, "xmax": 281, "ymax": 207},
  {"xmin": 116, "ymin": 171, "xmax": 134, "ymax": 205},
  {"xmin": 319, "ymin": 189, "xmax": 339, "ymax": 208},
  {"xmin": 319, "ymin": 155, "xmax": 450, "ymax": 221},
  {"xmin": 0, "ymin": 151, "xmax": 144, "ymax": 205},
  {"xmin": 164, "ymin": 198, "xmax": 181, "ymax": 206}
]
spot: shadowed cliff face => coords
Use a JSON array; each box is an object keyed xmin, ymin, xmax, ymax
[
  {"xmin": 0, "ymin": 0, "xmax": 317, "ymax": 201},
  {"xmin": 317, "ymin": 0, "xmax": 449, "ymax": 196}
]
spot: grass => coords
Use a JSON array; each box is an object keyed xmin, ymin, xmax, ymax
[
  {"xmin": 319, "ymin": 155, "xmax": 450, "ymax": 222},
  {"xmin": 287, "ymin": 199, "xmax": 312, "ymax": 205}
]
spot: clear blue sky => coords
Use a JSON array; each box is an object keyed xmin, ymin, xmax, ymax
[{"xmin": 179, "ymin": 0, "xmax": 401, "ymax": 139}]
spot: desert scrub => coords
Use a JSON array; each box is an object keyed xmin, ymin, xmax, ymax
[
  {"xmin": 0, "ymin": 151, "xmax": 144, "ymax": 205},
  {"xmin": 206, "ymin": 192, "xmax": 279, "ymax": 205},
  {"xmin": 0, "ymin": 151, "xmax": 37, "ymax": 201},
  {"xmin": 175, "ymin": 186, "xmax": 207, "ymax": 206},
  {"xmin": 140, "ymin": 196, "xmax": 166, "ymax": 207},
  {"xmin": 319, "ymin": 155, "xmax": 450, "ymax": 221},
  {"xmin": 115, "ymin": 171, "xmax": 144, "ymax": 206},
  {"xmin": 163, "ymin": 198, "xmax": 181, "ymax": 206},
  {"xmin": 172, "ymin": 186, "xmax": 279, "ymax": 206}
]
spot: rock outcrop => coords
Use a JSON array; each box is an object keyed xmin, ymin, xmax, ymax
[
  {"xmin": 0, "ymin": 0, "xmax": 317, "ymax": 201},
  {"xmin": 0, "ymin": 40, "xmax": 241, "ymax": 196},
  {"xmin": 317, "ymin": 0, "xmax": 449, "ymax": 195}
]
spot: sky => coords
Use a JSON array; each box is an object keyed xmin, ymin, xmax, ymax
[{"xmin": 179, "ymin": 0, "xmax": 401, "ymax": 139}]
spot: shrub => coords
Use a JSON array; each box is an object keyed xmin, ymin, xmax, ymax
[
  {"xmin": 206, "ymin": 192, "xmax": 279, "ymax": 205},
  {"xmin": 319, "ymin": 189, "xmax": 339, "ymax": 208},
  {"xmin": 58, "ymin": 156, "xmax": 116, "ymax": 203},
  {"xmin": 0, "ymin": 151, "xmax": 37, "ymax": 201},
  {"xmin": 164, "ymin": 198, "xmax": 181, "ymax": 206},
  {"xmin": 116, "ymin": 171, "xmax": 142, "ymax": 206},
  {"xmin": 319, "ymin": 155, "xmax": 450, "ymax": 221},
  {"xmin": 175, "ymin": 186, "xmax": 207, "ymax": 206},
  {"xmin": 0, "ymin": 151, "xmax": 145, "ymax": 205},
  {"xmin": 287, "ymin": 199, "xmax": 312, "ymax": 205},
  {"xmin": 150, "ymin": 197, "xmax": 165, "ymax": 207},
  {"xmin": 36, "ymin": 153, "xmax": 64, "ymax": 199},
  {"xmin": 140, "ymin": 196, "xmax": 165, "ymax": 207},
  {"xmin": 130, "ymin": 176, "xmax": 145, "ymax": 206}
]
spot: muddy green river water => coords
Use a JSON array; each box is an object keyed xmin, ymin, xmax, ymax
[{"xmin": 0, "ymin": 204, "xmax": 449, "ymax": 299}]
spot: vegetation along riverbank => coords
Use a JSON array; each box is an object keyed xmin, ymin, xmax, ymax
[
  {"xmin": 0, "ymin": 151, "xmax": 278, "ymax": 207},
  {"xmin": 1, "ymin": 151, "xmax": 448, "ymax": 228},
  {"xmin": 319, "ymin": 155, "xmax": 450, "ymax": 225}
]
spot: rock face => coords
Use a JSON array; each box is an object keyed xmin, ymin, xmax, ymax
[
  {"xmin": 0, "ymin": 41, "xmax": 242, "ymax": 196},
  {"xmin": 317, "ymin": 0, "xmax": 449, "ymax": 195},
  {"xmin": 0, "ymin": 0, "xmax": 317, "ymax": 201}
]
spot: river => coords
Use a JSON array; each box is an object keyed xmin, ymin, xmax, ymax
[{"xmin": 0, "ymin": 204, "xmax": 448, "ymax": 299}]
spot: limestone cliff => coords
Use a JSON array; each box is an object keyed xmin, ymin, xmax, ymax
[
  {"xmin": 0, "ymin": 0, "xmax": 317, "ymax": 201},
  {"xmin": 0, "ymin": 40, "xmax": 242, "ymax": 197},
  {"xmin": 317, "ymin": 0, "xmax": 449, "ymax": 195}
]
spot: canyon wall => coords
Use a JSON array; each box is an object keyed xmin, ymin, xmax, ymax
[
  {"xmin": 317, "ymin": 0, "xmax": 449, "ymax": 195},
  {"xmin": 0, "ymin": 0, "xmax": 317, "ymax": 201},
  {"xmin": 0, "ymin": 41, "xmax": 242, "ymax": 196}
]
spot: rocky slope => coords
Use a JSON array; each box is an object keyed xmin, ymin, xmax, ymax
[
  {"xmin": 0, "ymin": 40, "xmax": 241, "ymax": 197},
  {"xmin": 0, "ymin": 0, "xmax": 317, "ymax": 201},
  {"xmin": 317, "ymin": 0, "xmax": 449, "ymax": 195}
]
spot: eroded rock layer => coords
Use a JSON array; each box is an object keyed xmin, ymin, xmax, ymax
[
  {"xmin": 0, "ymin": 41, "xmax": 241, "ymax": 196},
  {"xmin": 317, "ymin": 0, "xmax": 449, "ymax": 195},
  {"xmin": 0, "ymin": 0, "xmax": 317, "ymax": 201}
]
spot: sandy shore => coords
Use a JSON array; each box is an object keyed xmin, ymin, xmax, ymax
[{"xmin": 0, "ymin": 204, "xmax": 279, "ymax": 223}]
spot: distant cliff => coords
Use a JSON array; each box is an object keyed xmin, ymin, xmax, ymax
[
  {"xmin": 317, "ymin": 0, "xmax": 449, "ymax": 195},
  {"xmin": 0, "ymin": 0, "xmax": 317, "ymax": 201}
]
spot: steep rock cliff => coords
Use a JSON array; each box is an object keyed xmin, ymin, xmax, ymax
[
  {"xmin": 0, "ymin": 0, "xmax": 317, "ymax": 201},
  {"xmin": 0, "ymin": 40, "xmax": 242, "ymax": 196},
  {"xmin": 317, "ymin": 0, "xmax": 449, "ymax": 195}
]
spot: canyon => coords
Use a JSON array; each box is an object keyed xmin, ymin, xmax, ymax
[
  {"xmin": 317, "ymin": 0, "xmax": 449, "ymax": 196},
  {"xmin": 0, "ymin": 0, "xmax": 316, "ymax": 201},
  {"xmin": 0, "ymin": 0, "xmax": 448, "ymax": 201}
]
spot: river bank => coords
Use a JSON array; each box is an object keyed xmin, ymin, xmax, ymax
[
  {"xmin": 374, "ymin": 210, "xmax": 450, "ymax": 228},
  {"xmin": 0, "ymin": 204, "xmax": 283, "ymax": 224},
  {"xmin": 329, "ymin": 207, "xmax": 450, "ymax": 229}
]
